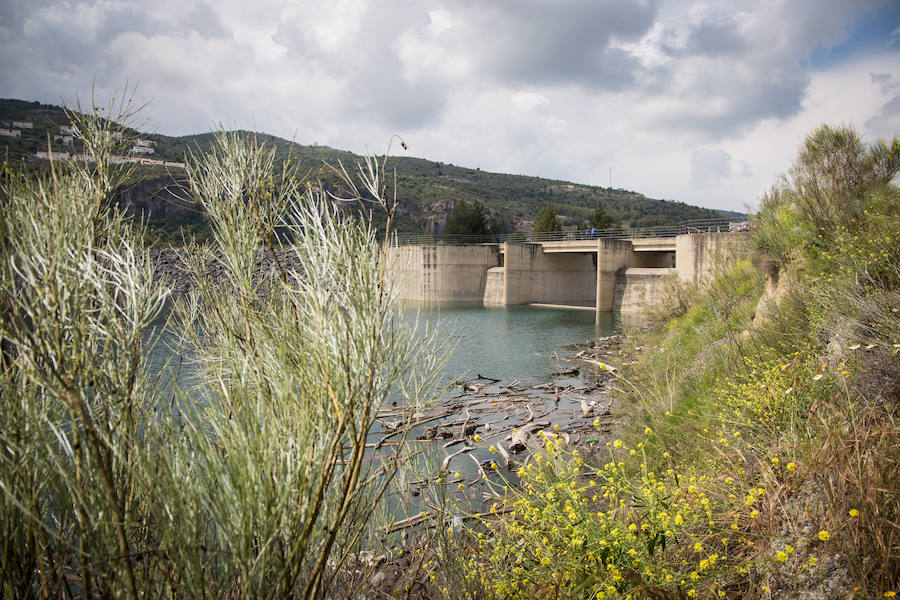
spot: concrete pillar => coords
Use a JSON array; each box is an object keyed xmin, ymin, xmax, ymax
[
  {"xmin": 502, "ymin": 242, "xmax": 538, "ymax": 305},
  {"xmin": 596, "ymin": 239, "xmax": 632, "ymax": 311},
  {"xmin": 675, "ymin": 232, "xmax": 752, "ymax": 284}
]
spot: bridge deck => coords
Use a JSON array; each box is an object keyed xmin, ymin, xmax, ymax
[{"xmin": 532, "ymin": 238, "xmax": 676, "ymax": 253}]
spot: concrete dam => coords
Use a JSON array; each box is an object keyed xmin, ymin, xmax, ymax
[{"xmin": 387, "ymin": 232, "xmax": 751, "ymax": 312}]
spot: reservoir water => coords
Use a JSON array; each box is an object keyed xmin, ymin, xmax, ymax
[
  {"xmin": 404, "ymin": 303, "xmax": 615, "ymax": 383},
  {"xmin": 149, "ymin": 303, "xmax": 617, "ymax": 392}
]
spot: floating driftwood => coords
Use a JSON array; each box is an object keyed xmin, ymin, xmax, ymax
[
  {"xmin": 495, "ymin": 441, "xmax": 513, "ymax": 469},
  {"xmin": 580, "ymin": 398, "xmax": 595, "ymax": 418},
  {"xmin": 581, "ymin": 358, "xmax": 617, "ymax": 372},
  {"xmin": 477, "ymin": 374, "xmax": 501, "ymax": 382},
  {"xmin": 441, "ymin": 445, "xmax": 473, "ymax": 472},
  {"xmin": 549, "ymin": 366, "xmax": 579, "ymax": 377}
]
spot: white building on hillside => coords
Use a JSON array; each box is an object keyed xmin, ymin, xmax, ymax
[{"xmin": 35, "ymin": 151, "xmax": 70, "ymax": 160}]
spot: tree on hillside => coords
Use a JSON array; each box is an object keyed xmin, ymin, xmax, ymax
[
  {"xmin": 444, "ymin": 200, "xmax": 503, "ymax": 236},
  {"xmin": 533, "ymin": 201, "xmax": 562, "ymax": 232},
  {"xmin": 582, "ymin": 198, "xmax": 615, "ymax": 230}
]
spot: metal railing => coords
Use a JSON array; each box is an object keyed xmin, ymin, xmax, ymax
[{"xmin": 390, "ymin": 218, "xmax": 747, "ymax": 246}]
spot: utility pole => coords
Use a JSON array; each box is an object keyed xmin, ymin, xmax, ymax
[{"xmin": 609, "ymin": 167, "xmax": 612, "ymax": 189}]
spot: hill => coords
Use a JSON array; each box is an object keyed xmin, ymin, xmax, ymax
[{"xmin": 1, "ymin": 98, "xmax": 734, "ymax": 242}]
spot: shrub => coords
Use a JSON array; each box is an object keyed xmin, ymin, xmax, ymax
[
  {"xmin": 0, "ymin": 99, "xmax": 441, "ymax": 598},
  {"xmin": 754, "ymin": 125, "xmax": 899, "ymax": 267}
]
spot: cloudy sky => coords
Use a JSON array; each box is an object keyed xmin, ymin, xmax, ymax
[{"xmin": 1, "ymin": 0, "xmax": 899, "ymax": 212}]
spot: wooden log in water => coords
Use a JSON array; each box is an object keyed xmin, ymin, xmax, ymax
[{"xmin": 441, "ymin": 445, "xmax": 472, "ymax": 471}]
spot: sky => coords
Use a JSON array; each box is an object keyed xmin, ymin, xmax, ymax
[{"xmin": 1, "ymin": 0, "xmax": 899, "ymax": 213}]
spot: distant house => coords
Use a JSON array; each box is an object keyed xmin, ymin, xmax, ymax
[
  {"xmin": 35, "ymin": 151, "xmax": 70, "ymax": 161},
  {"xmin": 53, "ymin": 135, "xmax": 74, "ymax": 146},
  {"xmin": 60, "ymin": 125, "xmax": 76, "ymax": 135},
  {"xmin": 135, "ymin": 139, "xmax": 154, "ymax": 147},
  {"xmin": 0, "ymin": 128, "xmax": 21, "ymax": 138},
  {"xmin": 130, "ymin": 145, "xmax": 155, "ymax": 155},
  {"xmin": 12, "ymin": 120, "xmax": 33, "ymax": 129}
]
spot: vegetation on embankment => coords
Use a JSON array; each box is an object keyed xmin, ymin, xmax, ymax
[{"xmin": 428, "ymin": 125, "xmax": 900, "ymax": 599}]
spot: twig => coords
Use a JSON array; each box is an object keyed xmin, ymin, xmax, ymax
[{"xmin": 441, "ymin": 445, "xmax": 472, "ymax": 471}]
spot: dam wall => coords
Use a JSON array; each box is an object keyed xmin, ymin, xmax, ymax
[
  {"xmin": 387, "ymin": 232, "xmax": 752, "ymax": 312},
  {"xmin": 596, "ymin": 239, "xmax": 633, "ymax": 311},
  {"xmin": 388, "ymin": 244, "xmax": 500, "ymax": 302}
]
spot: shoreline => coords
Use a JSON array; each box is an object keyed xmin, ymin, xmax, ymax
[{"xmin": 363, "ymin": 333, "xmax": 632, "ymax": 596}]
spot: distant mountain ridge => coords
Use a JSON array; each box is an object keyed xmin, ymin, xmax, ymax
[{"xmin": 1, "ymin": 97, "xmax": 742, "ymax": 243}]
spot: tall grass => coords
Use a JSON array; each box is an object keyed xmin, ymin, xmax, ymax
[{"xmin": 0, "ymin": 97, "xmax": 442, "ymax": 598}]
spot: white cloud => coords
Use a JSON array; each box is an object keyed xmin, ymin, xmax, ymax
[{"xmin": 1, "ymin": 0, "xmax": 898, "ymax": 215}]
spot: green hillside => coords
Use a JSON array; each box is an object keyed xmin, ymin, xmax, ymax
[{"xmin": 1, "ymin": 98, "xmax": 734, "ymax": 242}]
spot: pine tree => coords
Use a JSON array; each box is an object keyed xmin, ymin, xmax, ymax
[
  {"xmin": 533, "ymin": 202, "xmax": 562, "ymax": 232},
  {"xmin": 588, "ymin": 198, "xmax": 614, "ymax": 229}
]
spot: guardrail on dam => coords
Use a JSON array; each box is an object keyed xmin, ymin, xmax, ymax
[{"xmin": 389, "ymin": 218, "xmax": 745, "ymax": 246}]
